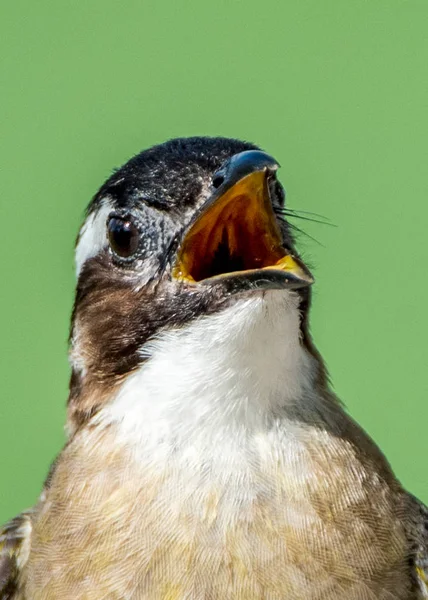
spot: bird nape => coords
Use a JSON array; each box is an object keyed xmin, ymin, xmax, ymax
[{"xmin": 1, "ymin": 136, "xmax": 427, "ymax": 600}]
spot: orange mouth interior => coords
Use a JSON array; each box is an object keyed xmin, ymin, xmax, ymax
[{"xmin": 173, "ymin": 171, "xmax": 300, "ymax": 283}]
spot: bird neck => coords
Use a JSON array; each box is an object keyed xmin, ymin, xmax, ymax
[{"xmin": 91, "ymin": 291, "xmax": 325, "ymax": 443}]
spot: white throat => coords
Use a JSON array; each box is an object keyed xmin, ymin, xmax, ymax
[{"xmin": 100, "ymin": 291, "xmax": 317, "ymax": 444}]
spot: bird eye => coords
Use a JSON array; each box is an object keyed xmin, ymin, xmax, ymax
[{"xmin": 107, "ymin": 217, "xmax": 139, "ymax": 258}]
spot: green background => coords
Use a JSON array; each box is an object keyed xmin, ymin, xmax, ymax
[{"xmin": 1, "ymin": 0, "xmax": 427, "ymax": 523}]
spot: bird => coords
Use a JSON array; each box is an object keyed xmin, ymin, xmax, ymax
[{"xmin": 0, "ymin": 136, "xmax": 427, "ymax": 600}]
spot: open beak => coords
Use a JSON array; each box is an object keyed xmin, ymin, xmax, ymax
[{"xmin": 173, "ymin": 150, "xmax": 314, "ymax": 292}]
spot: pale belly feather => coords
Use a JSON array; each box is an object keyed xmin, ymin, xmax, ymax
[{"xmin": 24, "ymin": 423, "xmax": 412, "ymax": 600}]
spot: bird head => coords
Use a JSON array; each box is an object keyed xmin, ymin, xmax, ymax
[{"xmin": 68, "ymin": 137, "xmax": 315, "ymax": 431}]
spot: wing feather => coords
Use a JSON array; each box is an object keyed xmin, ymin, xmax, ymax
[
  {"xmin": 0, "ymin": 512, "xmax": 32, "ymax": 599},
  {"xmin": 407, "ymin": 496, "xmax": 428, "ymax": 599}
]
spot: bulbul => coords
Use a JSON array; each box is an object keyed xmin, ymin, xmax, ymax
[{"xmin": 1, "ymin": 137, "xmax": 427, "ymax": 599}]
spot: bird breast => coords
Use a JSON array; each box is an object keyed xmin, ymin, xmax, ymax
[{"xmin": 24, "ymin": 417, "xmax": 411, "ymax": 599}]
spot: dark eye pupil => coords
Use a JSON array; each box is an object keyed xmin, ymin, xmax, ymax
[{"xmin": 108, "ymin": 218, "xmax": 139, "ymax": 258}]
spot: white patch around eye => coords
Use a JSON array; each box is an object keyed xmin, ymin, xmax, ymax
[{"xmin": 75, "ymin": 200, "xmax": 114, "ymax": 277}]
